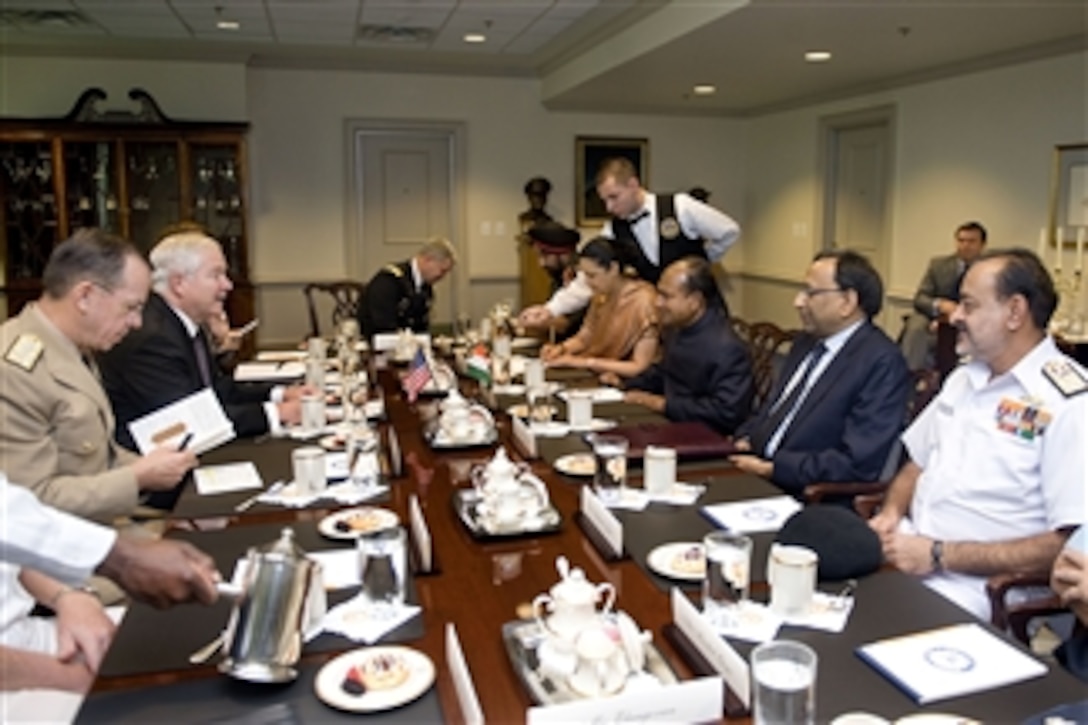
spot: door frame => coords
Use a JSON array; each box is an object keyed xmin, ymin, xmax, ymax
[
  {"xmin": 815, "ymin": 104, "xmax": 897, "ymax": 276},
  {"xmin": 344, "ymin": 118, "xmax": 467, "ymax": 321}
]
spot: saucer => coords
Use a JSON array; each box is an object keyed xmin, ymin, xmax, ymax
[
  {"xmin": 318, "ymin": 507, "xmax": 399, "ymax": 540},
  {"xmin": 554, "ymin": 453, "xmax": 595, "ymax": 477},
  {"xmin": 314, "ymin": 646, "xmax": 435, "ymax": 713},
  {"xmin": 646, "ymin": 542, "xmax": 705, "ymax": 581}
]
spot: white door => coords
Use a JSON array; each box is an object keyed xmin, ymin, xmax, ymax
[
  {"xmin": 827, "ymin": 123, "xmax": 892, "ymax": 280},
  {"xmin": 353, "ymin": 131, "xmax": 455, "ymax": 326}
]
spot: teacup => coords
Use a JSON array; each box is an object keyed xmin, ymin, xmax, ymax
[
  {"xmin": 568, "ymin": 625, "xmax": 629, "ymax": 698},
  {"xmin": 767, "ymin": 544, "xmax": 818, "ymax": 616}
]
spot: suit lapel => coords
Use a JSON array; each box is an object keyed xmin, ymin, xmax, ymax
[
  {"xmin": 761, "ymin": 336, "xmax": 818, "ymax": 417},
  {"xmin": 778, "ymin": 323, "xmax": 872, "ymax": 445},
  {"xmin": 151, "ymin": 294, "xmax": 205, "ymax": 387}
]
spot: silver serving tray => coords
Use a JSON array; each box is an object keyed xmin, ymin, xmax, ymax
[
  {"xmin": 423, "ymin": 421, "xmax": 498, "ymax": 450},
  {"xmin": 500, "ymin": 617, "xmax": 678, "ymax": 706},
  {"xmin": 453, "ymin": 488, "xmax": 561, "ymax": 539}
]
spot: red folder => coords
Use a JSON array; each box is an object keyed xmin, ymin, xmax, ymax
[{"xmin": 601, "ymin": 421, "xmax": 735, "ymax": 461}]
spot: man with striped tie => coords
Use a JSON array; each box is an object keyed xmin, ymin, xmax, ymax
[{"xmin": 731, "ymin": 250, "xmax": 910, "ymax": 498}]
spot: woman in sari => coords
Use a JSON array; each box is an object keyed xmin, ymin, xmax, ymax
[{"xmin": 540, "ymin": 237, "xmax": 658, "ymax": 379}]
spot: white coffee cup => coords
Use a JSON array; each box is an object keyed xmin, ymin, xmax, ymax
[
  {"xmin": 305, "ymin": 358, "xmax": 326, "ymax": 389},
  {"xmin": 767, "ymin": 544, "xmax": 818, "ymax": 616},
  {"xmin": 292, "ymin": 446, "xmax": 326, "ymax": 495},
  {"xmin": 307, "ymin": 336, "xmax": 327, "ymax": 361},
  {"xmin": 643, "ymin": 446, "xmax": 677, "ymax": 495},
  {"xmin": 525, "ymin": 358, "xmax": 546, "ymax": 390},
  {"xmin": 567, "ymin": 390, "xmax": 594, "ymax": 430}
]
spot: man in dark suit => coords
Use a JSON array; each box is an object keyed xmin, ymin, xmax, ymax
[
  {"xmin": 614, "ymin": 257, "xmax": 753, "ymax": 434},
  {"xmin": 731, "ymin": 250, "xmax": 910, "ymax": 497},
  {"xmin": 99, "ymin": 231, "xmax": 311, "ymax": 460},
  {"xmin": 359, "ymin": 238, "xmax": 456, "ymax": 338},
  {"xmin": 900, "ymin": 221, "xmax": 987, "ymax": 369}
]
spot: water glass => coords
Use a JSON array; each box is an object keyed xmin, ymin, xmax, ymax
[
  {"xmin": 306, "ymin": 336, "xmax": 327, "ymax": 362},
  {"xmin": 291, "ymin": 446, "xmax": 326, "ymax": 495},
  {"xmin": 305, "ymin": 358, "xmax": 326, "ymax": 389},
  {"xmin": 567, "ymin": 389, "xmax": 594, "ymax": 430},
  {"xmin": 524, "ymin": 358, "xmax": 546, "ymax": 389},
  {"xmin": 357, "ymin": 526, "xmax": 407, "ymax": 616},
  {"xmin": 300, "ymin": 393, "xmax": 326, "ymax": 434},
  {"xmin": 702, "ymin": 531, "xmax": 752, "ymax": 628},
  {"xmin": 592, "ymin": 434, "xmax": 628, "ymax": 504},
  {"xmin": 751, "ymin": 640, "xmax": 817, "ymax": 725},
  {"xmin": 643, "ymin": 446, "xmax": 677, "ymax": 495}
]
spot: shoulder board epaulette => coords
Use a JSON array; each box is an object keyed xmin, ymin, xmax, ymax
[
  {"xmin": 1042, "ymin": 358, "xmax": 1088, "ymax": 398},
  {"xmin": 384, "ymin": 264, "xmax": 404, "ymax": 277},
  {"xmin": 4, "ymin": 332, "xmax": 44, "ymax": 372}
]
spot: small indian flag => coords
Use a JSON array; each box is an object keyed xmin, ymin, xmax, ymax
[{"xmin": 465, "ymin": 343, "xmax": 491, "ymax": 385}]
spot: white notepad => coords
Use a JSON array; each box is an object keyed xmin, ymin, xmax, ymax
[
  {"xmin": 700, "ymin": 495, "xmax": 802, "ymax": 534},
  {"xmin": 193, "ymin": 462, "xmax": 263, "ymax": 496},
  {"xmin": 856, "ymin": 622, "xmax": 1047, "ymax": 704},
  {"xmin": 128, "ymin": 388, "xmax": 235, "ymax": 455}
]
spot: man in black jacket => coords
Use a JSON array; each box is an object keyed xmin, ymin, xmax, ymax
[
  {"xmin": 616, "ymin": 257, "xmax": 753, "ymax": 434},
  {"xmin": 99, "ymin": 231, "xmax": 311, "ymax": 459},
  {"xmin": 360, "ymin": 238, "xmax": 456, "ymax": 338}
]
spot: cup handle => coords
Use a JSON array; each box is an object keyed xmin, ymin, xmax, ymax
[
  {"xmin": 532, "ymin": 594, "xmax": 555, "ymax": 635},
  {"xmin": 597, "ymin": 583, "xmax": 616, "ymax": 615}
]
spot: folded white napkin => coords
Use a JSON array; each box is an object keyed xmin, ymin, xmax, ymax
[
  {"xmin": 601, "ymin": 487, "xmax": 650, "ymax": 511},
  {"xmin": 782, "ymin": 593, "xmax": 855, "ymax": 632},
  {"xmin": 647, "ymin": 482, "xmax": 705, "ymax": 506},
  {"xmin": 323, "ymin": 595, "xmax": 421, "ymax": 644},
  {"xmin": 712, "ymin": 600, "xmax": 783, "ymax": 643},
  {"xmin": 257, "ymin": 480, "xmax": 389, "ymax": 508},
  {"xmin": 559, "ymin": 387, "xmax": 624, "ymax": 403},
  {"xmin": 285, "ymin": 424, "xmax": 340, "ymax": 440}
]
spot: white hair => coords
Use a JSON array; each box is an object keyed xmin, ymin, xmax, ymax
[{"xmin": 150, "ymin": 232, "xmax": 220, "ymax": 294}]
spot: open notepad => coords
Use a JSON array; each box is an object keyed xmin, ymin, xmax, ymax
[
  {"xmin": 856, "ymin": 622, "xmax": 1046, "ymax": 705},
  {"xmin": 128, "ymin": 388, "xmax": 236, "ymax": 455}
]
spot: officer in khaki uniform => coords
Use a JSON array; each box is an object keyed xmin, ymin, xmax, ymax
[
  {"xmin": 0, "ymin": 229, "xmax": 195, "ymax": 524},
  {"xmin": 359, "ymin": 237, "xmax": 457, "ymax": 339}
]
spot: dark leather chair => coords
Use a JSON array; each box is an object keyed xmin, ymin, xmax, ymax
[
  {"xmin": 303, "ymin": 281, "xmax": 365, "ymax": 339},
  {"xmin": 742, "ymin": 321, "xmax": 797, "ymax": 412}
]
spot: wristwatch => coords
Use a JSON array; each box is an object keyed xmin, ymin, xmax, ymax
[{"xmin": 930, "ymin": 539, "xmax": 945, "ymax": 572}]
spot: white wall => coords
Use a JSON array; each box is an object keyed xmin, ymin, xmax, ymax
[{"xmin": 739, "ymin": 50, "xmax": 1087, "ymax": 331}]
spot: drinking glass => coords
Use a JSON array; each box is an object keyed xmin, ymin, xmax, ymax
[
  {"xmin": 702, "ymin": 531, "xmax": 752, "ymax": 628},
  {"xmin": 751, "ymin": 640, "xmax": 817, "ymax": 725},
  {"xmin": 291, "ymin": 446, "xmax": 326, "ymax": 495},
  {"xmin": 592, "ymin": 435, "xmax": 628, "ymax": 504},
  {"xmin": 643, "ymin": 445, "xmax": 677, "ymax": 494},
  {"xmin": 357, "ymin": 526, "xmax": 407, "ymax": 616}
]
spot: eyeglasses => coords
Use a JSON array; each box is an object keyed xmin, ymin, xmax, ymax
[{"xmin": 799, "ymin": 287, "xmax": 844, "ymax": 299}]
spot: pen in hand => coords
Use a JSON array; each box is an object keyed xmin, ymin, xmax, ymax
[{"xmin": 177, "ymin": 432, "xmax": 195, "ymax": 451}]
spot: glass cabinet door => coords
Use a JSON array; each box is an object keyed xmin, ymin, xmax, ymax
[
  {"xmin": 124, "ymin": 141, "xmax": 179, "ymax": 251},
  {"xmin": 190, "ymin": 143, "xmax": 246, "ymax": 277},
  {"xmin": 64, "ymin": 140, "xmax": 120, "ymax": 234},
  {"xmin": 1, "ymin": 141, "xmax": 59, "ymax": 279}
]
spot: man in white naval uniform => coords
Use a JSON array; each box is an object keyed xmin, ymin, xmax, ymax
[{"xmin": 870, "ymin": 248, "xmax": 1087, "ymax": 620}]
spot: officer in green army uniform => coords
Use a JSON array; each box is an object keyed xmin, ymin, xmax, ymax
[{"xmin": 360, "ymin": 237, "xmax": 457, "ymax": 338}]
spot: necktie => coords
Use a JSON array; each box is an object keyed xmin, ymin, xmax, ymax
[
  {"xmin": 193, "ymin": 329, "xmax": 213, "ymax": 388},
  {"xmin": 749, "ymin": 341, "xmax": 828, "ymax": 456},
  {"xmin": 627, "ymin": 210, "xmax": 649, "ymax": 225}
]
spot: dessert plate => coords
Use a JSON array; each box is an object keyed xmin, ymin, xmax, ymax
[
  {"xmin": 646, "ymin": 542, "xmax": 706, "ymax": 581},
  {"xmin": 318, "ymin": 507, "xmax": 399, "ymax": 540},
  {"xmin": 314, "ymin": 646, "xmax": 435, "ymax": 713}
]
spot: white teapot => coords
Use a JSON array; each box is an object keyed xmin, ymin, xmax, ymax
[
  {"xmin": 470, "ymin": 447, "xmax": 549, "ymax": 527},
  {"xmin": 532, "ymin": 556, "xmax": 615, "ymax": 653},
  {"xmin": 438, "ymin": 390, "xmax": 493, "ymax": 443}
]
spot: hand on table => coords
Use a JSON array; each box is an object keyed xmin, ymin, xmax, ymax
[
  {"xmin": 729, "ymin": 454, "xmax": 773, "ymax": 479},
  {"xmin": 624, "ymin": 390, "xmax": 665, "ymax": 413},
  {"xmin": 881, "ymin": 532, "xmax": 935, "ymax": 575},
  {"xmin": 99, "ymin": 537, "xmax": 219, "ymax": 609}
]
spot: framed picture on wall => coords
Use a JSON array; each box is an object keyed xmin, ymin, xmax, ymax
[
  {"xmin": 1049, "ymin": 142, "xmax": 1088, "ymax": 244},
  {"xmin": 575, "ymin": 136, "xmax": 650, "ymax": 226}
]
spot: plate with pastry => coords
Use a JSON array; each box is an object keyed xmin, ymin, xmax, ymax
[
  {"xmin": 318, "ymin": 507, "xmax": 399, "ymax": 540},
  {"xmin": 314, "ymin": 646, "xmax": 436, "ymax": 712},
  {"xmin": 646, "ymin": 542, "xmax": 706, "ymax": 581},
  {"xmin": 554, "ymin": 452, "xmax": 596, "ymax": 477}
]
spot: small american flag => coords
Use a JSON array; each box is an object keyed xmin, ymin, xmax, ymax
[{"xmin": 403, "ymin": 347, "xmax": 432, "ymax": 403}]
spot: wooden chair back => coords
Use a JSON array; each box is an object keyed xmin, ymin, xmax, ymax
[{"xmin": 303, "ymin": 281, "xmax": 365, "ymax": 339}]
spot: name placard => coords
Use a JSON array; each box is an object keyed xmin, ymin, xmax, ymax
[
  {"xmin": 511, "ymin": 414, "xmax": 538, "ymax": 459},
  {"xmin": 445, "ymin": 623, "xmax": 484, "ymax": 724},
  {"xmin": 671, "ymin": 587, "xmax": 750, "ymax": 709},
  {"xmin": 526, "ymin": 675, "xmax": 722, "ymax": 724},
  {"xmin": 408, "ymin": 494, "xmax": 432, "ymax": 573},
  {"xmin": 579, "ymin": 485, "xmax": 623, "ymax": 558},
  {"xmin": 387, "ymin": 427, "xmax": 402, "ymax": 478}
]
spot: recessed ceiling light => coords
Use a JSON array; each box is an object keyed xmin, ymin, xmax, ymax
[
  {"xmin": 217, "ymin": 19, "xmax": 240, "ymax": 30},
  {"xmin": 463, "ymin": 33, "xmax": 486, "ymax": 43},
  {"xmin": 692, "ymin": 84, "xmax": 716, "ymax": 96},
  {"xmin": 805, "ymin": 50, "xmax": 832, "ymax": 62}
]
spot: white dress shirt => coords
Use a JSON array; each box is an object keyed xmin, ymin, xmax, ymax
[{"xmin": 544, "ymin": 192, "xmax": 740, "ymax": 317}]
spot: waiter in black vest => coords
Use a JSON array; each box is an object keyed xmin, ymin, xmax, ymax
[{"xmin": 519, "ymin": 157, "xmax": 740, "ymax": 327}]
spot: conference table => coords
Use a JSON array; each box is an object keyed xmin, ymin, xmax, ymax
[{"xmin": 76, "ymin": 360, "xmax": 1085, "ymax": 723}]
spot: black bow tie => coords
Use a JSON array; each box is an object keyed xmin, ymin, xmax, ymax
[{"xmin": 627, "ymin": 210, "xmax": 650, "ymax": 225}]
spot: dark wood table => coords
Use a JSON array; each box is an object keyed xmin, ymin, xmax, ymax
[{"xmin": 79, "ymin": 369, "xmax": 1086, "ymax": 723}]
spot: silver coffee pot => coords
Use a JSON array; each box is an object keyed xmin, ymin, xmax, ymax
[{"xmin": 218, "ymin": 528, "xmax": 325, "ymax": 683}]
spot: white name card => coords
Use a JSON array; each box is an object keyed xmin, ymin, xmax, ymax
[
  {"xmin": 445, "ymin": 623, "xmax": 484, "ymax": 725},
  {"xmin": 511, "ymin": 414, "xmax": 538, "ymax": 459},
  {"xmin": 579, "ymin": 485, "xmax": 623, "ymax": 558},
  {"xmin": 526, "ymin": 675, "xmax": 722, "ymax": 724},
  {"xmin": 671, "ymin": 587, "xmax": 750, "ymax": 709},
  {"xmin": 408, "ymin": 494, "xmax": 432, "ymax": 572}
]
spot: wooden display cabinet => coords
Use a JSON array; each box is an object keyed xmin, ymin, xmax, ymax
[{"xmin": 0, "ymin": 89, "xmax": 255, "ymax": 352}]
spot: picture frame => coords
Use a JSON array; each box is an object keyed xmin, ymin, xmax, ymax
[
  {"xmin": 1048, "ymin": 143, "xmax": 1088, "ymax": 245},
  {"xmin": 575, "ymin": 136, "xmax": 650, "ymax": 226}
]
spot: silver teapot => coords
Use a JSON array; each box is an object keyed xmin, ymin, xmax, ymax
[{"xmin": 218, "ymin": 528, "xmax": 325, "ymax": 683}]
